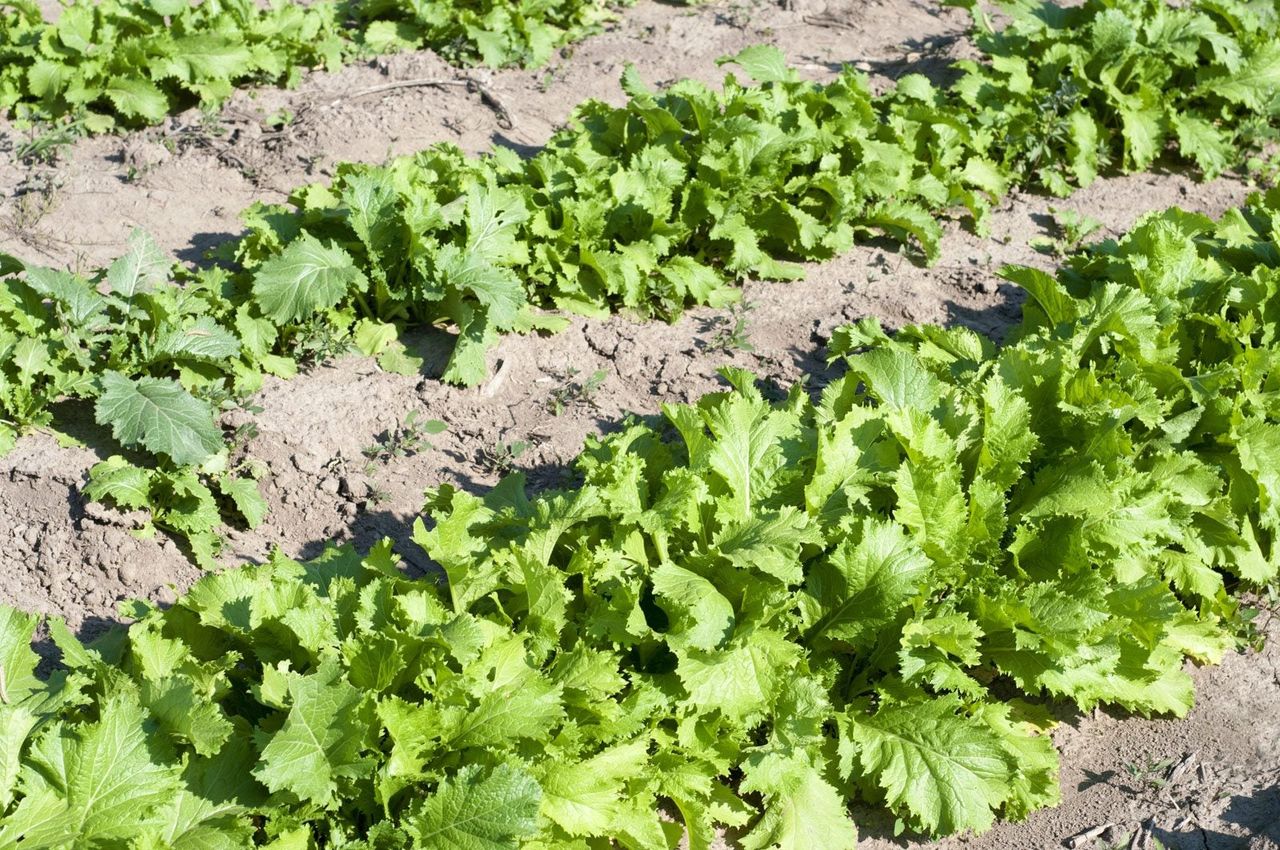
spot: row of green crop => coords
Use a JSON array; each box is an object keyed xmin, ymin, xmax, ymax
[
  {"xmin": 2, "ymin": 191, "xmax": 1277, "ymax": 847},
  {"xmin": 1, "ymin": 0, "xmax": 1278, "ymax": 560},
  {"xmin": 0, "ymin": 0, "xmax": 622, "ymax": 130}
]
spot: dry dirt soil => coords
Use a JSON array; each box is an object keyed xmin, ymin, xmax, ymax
[{"xmin": 1, "ymin": 0, "xmax": 1278, "ymax": 847}]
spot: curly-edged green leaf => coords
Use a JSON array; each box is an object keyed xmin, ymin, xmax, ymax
[
  {"xmin": 1170, "ymin": 113, "xmax": 1230, "ymax": 178},
  {"xmin": 27, "ymin": 60, "xmax": 71, "ymax": 100},
  {"xmin": 843, "ymin": 695, "xmax": 1016, "ymax": 835},
  {"xmin": 441, "ymin": 305, "xmax": 498, "ymax": 387},
  {"xmin": 0, "ymin": 606, "xmax": 42, "ymax": 707},
  {"xmin": 844, "ymin": 347, "xmax": 943, "ymax": 413},
  {"xmin": 151, "ymin": 734, "xmax": 260, "ymax": 850},
  {"xmin": 652, "ymin": 561, "xmax": 735, "ymax": 651},
  {"xmin": 435, "ymin": 244, "xmax": 525, "ymax": 329},
  {"xmin": 103, "ymin": 77, "xmax": 169, "ymax": 122},
  {"xmin": 719, "ymin": 45, "xmax": 792, "ymax": 83},
  {"xmin": 219, "ymin": 476, "xmax": 267, "ymax": 528},
  {"xmin": 539, "ymin": 742, "xmax": 648, "ymax": 838},
  {"xmin": 10, "ymin": 337, "xmax": 51, "ymax": 381},
  {"xmin": 0, "ymin": 704, "xmax": 39, "ymax": 810},
  {"xmin": 1118, "ymin": 105, "xmax": 1162, "ymax": 169},
  {"xmin": 804, "ymin": 519, "xmax": 932, "ymax": 648},
  {"xmin": 1208, "ymin": 42, "xmax": 1280, "ymax": 110},
  {"xmin": 22, "ymin": 265, "xmax": 105, "ymax": 325},
  {"xmin": 252, "ymin": 661, "xmax": 375, "ymax": 808},
  {"xmin": 676, "ymin": 631, "xmax": 800, "ymax": 721},
  {"xmin": 251, "ymin": 233, "xmax": 364, "ymax": 323},
  {"xmin": 85, "ymin": 456, "xmax": 153, "ymax": 511},
  {"xmin": 409, "ymin": 764, "xmax": 542, "ymax": 850},
  {"xmin": 154, "ymin": 316, "xmax": 241, "ymax": 363},
  {"xmin": 740, "ymin": 754, "xmax": 856, "ymax": 850},
  {"xmin": 168, "ymin": 36, "xmax": 255, "ymax": 82},
  {"xmin": 94, "ymin": 372, "xmax": 223, "ymax": 465},
  {"xmin": 0, "ymin": 692, "xmax": 183, "ymax": 846}
]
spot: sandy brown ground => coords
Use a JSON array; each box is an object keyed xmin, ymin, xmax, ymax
[{"xmin": 1, "ymin": 0, "xmax": 1278, "ymax": 847}]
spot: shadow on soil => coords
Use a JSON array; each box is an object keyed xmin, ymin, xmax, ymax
[{"xmin": 1151, "ymin": 783, "xmax": 1280, "ymax": 849}]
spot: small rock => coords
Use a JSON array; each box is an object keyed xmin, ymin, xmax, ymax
[
  {"xmin": 83, "ymin": 500, "xmax": 130, "ymax": 526},
  {"xmin": 222, "ymin": 408, "xmax": 254, "ymax": 430},
  {"xmin": 904, "ymin": 51, "xmax": 922, "ymax": 63},
  {"xmin": 973, "ymin": 278, "xmax": 996, "ymax": 295},
  {"xmin": 24, "ymin": 526, "xmax": 40, "ymax": 548},
  {"xmin": 294, "ymin": 451, "xmax": 325, "ymax": 476},
  {"xmin": 320, "ymin": 477, "xmax": 341, "ymax": 496},
  {"xmin": 155, "ymin": 585, "xmax": 179, "ymax": 606},
  {"xmin": 117, "ymin": 563, "xmax": 142, "ymax": 586},
  {"xmin": 340, "ymin": 477, "xmax": 369, "ymax": 501},
  {"xmin": 339, "ymin": 502, "xmax": 358, "ymax": 517},
  {"xmin": 121, "ymin": 138, "xmax": 171, "ymax": 172}
]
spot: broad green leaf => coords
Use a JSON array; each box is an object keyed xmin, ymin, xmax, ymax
[
  {"xmin": 804, "ymin": 519, "xmax": 931, "ymax": 647},
  {"xmin": 844, "ymin": 695, "xmax": 1015, "ymax": 834},
  {"xmin": 720, "ymin": 45, "xmax": 791, "ymax": 83},
  {"xmin": 253, "ymin": 661, "xmax": 374, "ymax": 808},
  {"xmin": 0, "ymin": 692, "xmax": 182, "ymax": 846},
  {"xmin": 740, "ymin": 754, "xmax": 856, "ymax": 850},
  {"xmin": 251, "ymin": 233, "xmax": 364, "ymax": 323},
  {"xmin": 154, "ymin": 316, "xmax": 241, "ymax": 362},
  {"xmin": 220, "ymin": 476, "xmax": 267, "ymax": 528},
  {"xmin": 409, "ymin": 764, "xmax": 541, "ymax": 850},
  {"xmin": 103, "ymin": 77, "xmax": 169, "ymax": 122},
  {"xmin": 94, "ymin": 373, "xmax": 223, "ymax": 465},
  {"xmin": 106, "ymin": 229, "xmax": 170, "ymax": 297}
]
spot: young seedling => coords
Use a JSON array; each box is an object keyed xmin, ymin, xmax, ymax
[
  {"xmin": 547, "ymin": 367, "xmax": 607, "ymax": 415},
  {"xmin": 293, "ymin": 318, "xmax": 354, "ymax": 365},
  {"xmin": 1032, "ymin": 206, "xmax": 1103, "ymax": 256},
  {"xmin": 709, "ymin": 298, "xmax": 757, "ymax": 354},
  {"xmin": 265, "ymin": 108, "xmax": 295, "ymax": 130},
  {"xmin": 13, "ymin": 116, "xmax": 85, "ymax": 165},
  {"xmin": 363, "ymin": 411, "xmax": 446, "ymax": 465},
  {"xmin": 1121, "ymin": 756, "xmax": 1174, "ymax": 792},
  {"xmin": 477, "ymin": 438, "xmax": 529, "ymax": 475}
]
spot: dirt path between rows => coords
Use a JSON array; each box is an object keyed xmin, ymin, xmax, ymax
[{"xmin": 1, "ymin": 0, "xmax": 1277, "ymax": 846}]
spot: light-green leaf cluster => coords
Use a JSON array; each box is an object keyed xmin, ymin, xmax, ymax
[{"xmin": 4, "ymin": 194, "xmax": 1280, "ymax": 845}]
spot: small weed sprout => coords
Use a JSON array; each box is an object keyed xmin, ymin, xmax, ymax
[
  {"xmin": 1032, "ymin": 206, "xmax": 1104, "ymax": 256},
  {"xmin": 547, "ymin": 367, "xmax": 607, "ymax": 415},
  {"xmin": 710, "ymin": 298, "xmax": 756, "ymax": 353},
  {"xmin": 478, "ymin": 438, "xmax": 529, "ymax": 475},
  {"xmin": 363, "ymin": 411, "xmax": 446, "ymax": 465}
]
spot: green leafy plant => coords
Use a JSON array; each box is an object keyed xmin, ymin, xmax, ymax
[
  {"xmin": 4, "ymin": 193, "xmax": 1280, "ymax": 846},
  {"xmin": 226, "ymin": 0, "xmax": 1280, "ymax": 382},
  {"xmin": 0, "ymin": 0, "xmax": 623, "ymax": 130},
  {"xmin": 0, "ymin": 230, "xmax": 269, "ymax": 562},
  {"xmin": 949, "ymin": 0, "xmax": 1280, "ymax": 192},
  {"xmin": 3, "ymin": 0, "xmax": 1279, "ymax": 561}
]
